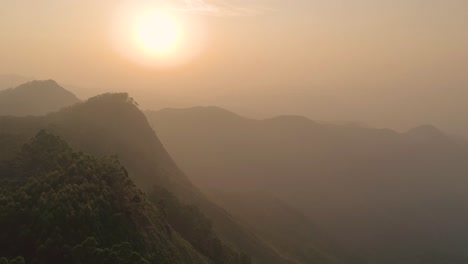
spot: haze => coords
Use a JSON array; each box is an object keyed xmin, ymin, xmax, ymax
[
  {"xmin": 3, "ymin": 1, "xmax": 468, "ymax": 264},
  {"xmin": 2, "ymin": 0, "xmax": 468, "ymax": 133}
]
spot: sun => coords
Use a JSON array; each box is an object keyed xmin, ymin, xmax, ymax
[
  {"xmin": 111, "ymin": 2, "xmax": 205, "ymax": 68},
  {"xmin": 134, "ymin": 10, "xmax": 181, "ymax": 57}
]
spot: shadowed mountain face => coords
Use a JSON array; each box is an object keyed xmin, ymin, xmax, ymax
[
  {"xmin": 208, "ymin": 191, "xmax": 357, "ymax": 264},
  {"xmin": 0, "ymin": 93, "xmax": 312, "ymax": 264},
  {"xmin": 147, "ymin": 106, "xmax": 468, "ymax": 263},
  {"xmin": 0, "ymin": 80, "xmax": 80, "ymax": 116},
  {"xmin": 0, "ymin": 131, "xmax": 213, "ymax": 264}
]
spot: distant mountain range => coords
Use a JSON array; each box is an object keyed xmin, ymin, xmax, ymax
[
  {"xmin": 0, "ymin": 82, "xmax": 347, "ymax": 263},
  {"xmin": 6, "ymin": 79, "xmax": 468, "ymax": 263},
  {"xmin": 0, "ymin": 74, "xmax": 33, "ymax": 90},
  {"xmin": 147, "ymin": 106, "xmax": 468, "ymax": 263},
  {"xmin": 0, "ymin": 80, "xmax": 80, "ymax": 116}
]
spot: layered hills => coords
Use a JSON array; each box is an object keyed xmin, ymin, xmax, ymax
[
  {"xmin": 0, "ymin": 89, "xmax": 329, "ymax": 263},
  {"xmin": 147, "ymin": 106, "xmax": 468, "ymax": 263}
]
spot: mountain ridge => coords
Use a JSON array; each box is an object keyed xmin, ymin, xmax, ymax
[
  {"xmin": 0, "ymin": 80, "xmax": 80, "ymax": 116},
  {"xmin": 0, "ymin": 130, "xmax": 213, "ymax": 264},
  {"xmin": 147, "ymin": 105, "xmax": 468, "ymax": 263},
  {"xmin": 0, "ymin": 92, "xmax": 293, "ymax": 264}
]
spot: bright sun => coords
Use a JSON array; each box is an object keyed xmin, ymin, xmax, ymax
[
  {"xmin": 111, "ymin": 2, "xmax": 204, "ymax": 68},
  {"xmin": 134, "ymin": 11, "xmax": 181, "ymax": 56}
]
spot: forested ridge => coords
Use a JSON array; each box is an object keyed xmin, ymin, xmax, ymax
[
  {"xmin": 0, "ymin": 93, "xmax": 292, "ymax": 263},
  {"xmin": 0, "ymin": 131, "xmax": 250, "ymax": 264}
]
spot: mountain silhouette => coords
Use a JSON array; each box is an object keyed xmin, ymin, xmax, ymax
[
  {"xmin": 0, "ymin": 80, "xmax": 80, "ymax": 116},
  {"xmin": 405, "ymin": 124, "xmax": 448, "ymax": 141},
  {"xmin": 147, "ymin": 106, "xmax": 468, "ymax": 263},
  {"xmin": 0, "ymin": 92, "xmax": 301, "ymax": 264},
  {"xmin": 0, "ymin": 74, "xmax": 32, "ymax": 90},
  {"xmin": 0, "ymin": 131, "xmax": 216, "ymax": 263}
]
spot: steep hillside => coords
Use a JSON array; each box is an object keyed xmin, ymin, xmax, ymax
[
  {"xmin": 147, "ymin": 106, "xmax": 468, "ymax": 263},
  {"xmin": 0, "ymin": 131, "xmax": 212, "ymax": 264},
  {"xmin": 209, "ymin": 191, "xmax": 354, "ymax": 264},
  {"xmin": 0, "ymin": 93, "xmax": 291, "ymax": 264},
  {"xmin": 0, "ymin": 80, "xmax": 80, "ymax": 116}
]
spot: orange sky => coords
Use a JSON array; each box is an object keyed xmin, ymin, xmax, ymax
[{"xmin": 1, "ymin": 0, "xmax": 468, "ymax": 133}]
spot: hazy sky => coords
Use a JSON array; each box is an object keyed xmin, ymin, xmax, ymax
[{"xmin": 1, "ymin": 0, "xmax": 468, "ymax": 132}]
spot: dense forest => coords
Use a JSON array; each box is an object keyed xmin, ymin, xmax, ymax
[
  {"xmin": 3, "ymin": 77, "xmax": 467, "ymax": 263},
  {"xmin": 0, "ymin": 82, "xmax": 355, "ymax": 263},
  {"xmin": 0, "ymin": 131, "xmax": 250, "ymax": 263},
  {"xmin": 1, "ymin": 84, "xmax": 331, "ymax": 264},
  {"xmin": 3, "ymin": 0, "xmax": 468, "ymax": 262}
]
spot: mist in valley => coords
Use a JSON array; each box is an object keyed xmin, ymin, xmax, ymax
[{"xmin": 1, "ymin": 1, "xmax": 468, "ymax": 263}]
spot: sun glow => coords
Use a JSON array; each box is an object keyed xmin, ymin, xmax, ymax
[
  {"xmin": 134, "ymin": 11, "xmax": 181, "ymax": 56},
  {"xmin": 111, "ymin": 3, "xmax": 204, "ymax": 68}
]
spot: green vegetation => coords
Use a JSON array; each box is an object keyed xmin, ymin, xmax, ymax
[
  {"xmin": 0, "ymin": 93, "xmax": 289, "ymax": 263},
  {"xmin": 0, "ymin": 257, "xmax": 25, "ymax": 264},
  {"xmin": 0, "ymin": 131, "xmax": 247, "ymax": 263}
]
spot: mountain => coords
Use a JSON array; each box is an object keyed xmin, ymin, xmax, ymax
[
  {"xmin": 0, "ymin": 93, "xmax": 297, "ymax": 264},
  {"xmin": 0, "ymin": 74, "xmax": 32, "ymax": 91},
  {"xmin": 147, "ymin": 106, "xmax": 468, "ymax": 263},
  {"xmin": 0, "ymin": 131, "xmax": 244, "ymax": 264},
  {"xmin": 209, "ymin": 191, "xmax": 356, "ymax": 264},
  {"xmin": 405, "ymin": 124, "xmax": 448, "ymax": 141},
  {"xmin": 0, "ymin": 80, "xmax": 80, "ymax": 116}
]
